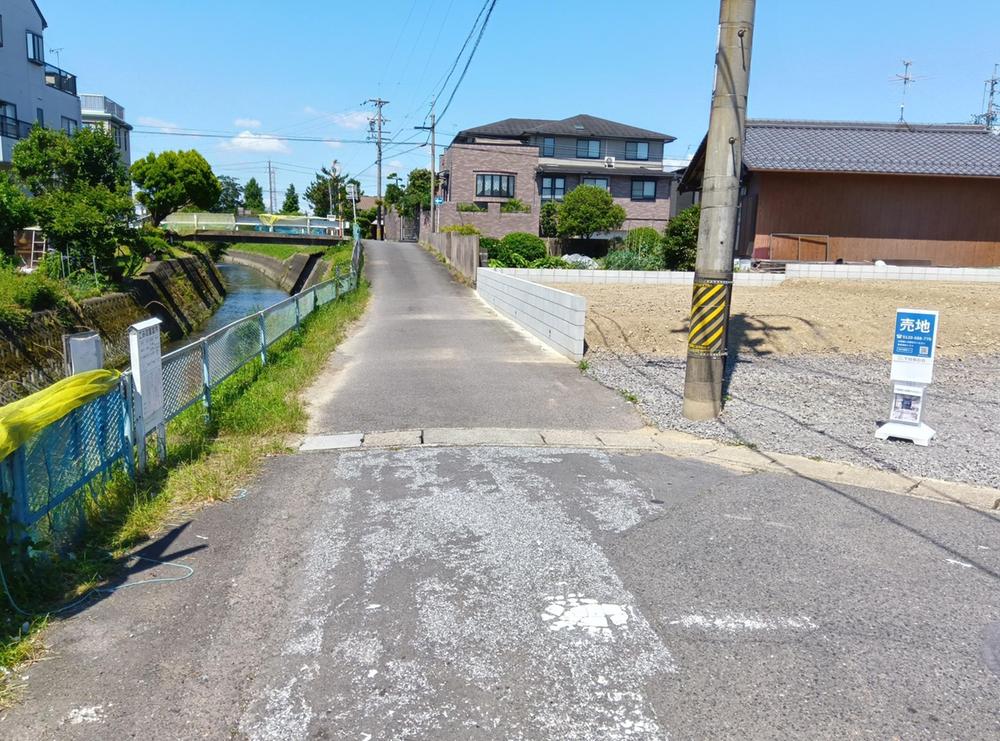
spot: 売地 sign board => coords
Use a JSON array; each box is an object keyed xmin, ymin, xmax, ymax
[
  {"xmin": 128, "ymin": 317, "xmax": 164, "ymax": 430},
  {"xmin": 889, "ymin": 309, "xmax": 938, "ymax": 385}
]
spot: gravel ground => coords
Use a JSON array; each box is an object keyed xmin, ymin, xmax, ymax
[{"xmin": 586, "ymin": 349, "xmax": 1000, "ymax": 489}]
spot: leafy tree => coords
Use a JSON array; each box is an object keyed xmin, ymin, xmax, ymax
[
  {"xmin": 662, "ymin": 204, "xmax": 701, "ymax": 270},
  {"xmin": 305, "ymin": 166, "xmax": 354, "ymax": 218},
  {"xmin": 11, "ymin": 126, "xmax": 132, "ymax": 271},
  {"xmin": 244, "ymin": 177, "xmax": 266, "ymax": 213},
  {"xmin": 280, "ymin": 183, "xmax": 301, "ymax": 214},
  {"xmin": 0, "ymin": 173, "xmax": 34, "ymax": 257},
  {"xmin": 215, "ymin": 175, "xmax": 244, "ymax": 213},
  {"xmin": 400, "ymin": 168, "xmax": 432, "ymax": 218},
  {"xmin": 131, "ymin": 150, "xmax": 221, "ymax": 226},
  {"xmin": 383, "ymin": 172, "xmax": 404, "ymax": 214},
  {"xmin": 557, "ymin": 185, "xmax": 626, "ymax": 239},
  {"xmin": 539, "ymin": 202, "xmax": 558, "ymax": 237},
  {"xmin": 355, "ymin": 205, "xmax": 378, "ymax": 237}
]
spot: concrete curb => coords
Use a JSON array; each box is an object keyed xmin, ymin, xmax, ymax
[{"xmin": 297, "ymin": 427, "xmax": 1000, "ymax": 511}]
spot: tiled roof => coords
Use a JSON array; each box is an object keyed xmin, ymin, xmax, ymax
[
  {"xmin": 744, "ymin": 120, "xmax": 1000, "ymax": 177},
  {"xmin": 454, "ymin": 115, "xmax": 674, "ymax": 143}
]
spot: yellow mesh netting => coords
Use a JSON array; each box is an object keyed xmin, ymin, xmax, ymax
[{"xmin": 0, "ymin": 369, "xmax": 122, "ymax": 460}]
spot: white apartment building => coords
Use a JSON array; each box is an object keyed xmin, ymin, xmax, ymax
[
  {"xmin": 81, "ymin": 94, "xmax": 132, "ymax": 167},
  {"xmin": 0, "ymin": 0, "xmax": 82, "ymax": 164}
]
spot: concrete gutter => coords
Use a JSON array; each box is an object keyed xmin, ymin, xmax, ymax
[{"xmin": 295, "ymin": 426, "xmax": 1000, "ymax": 511}]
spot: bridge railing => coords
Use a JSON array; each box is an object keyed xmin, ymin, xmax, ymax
[{"xmin": 1, "ymin": 242, "xmax": 363, "ymax": 552}]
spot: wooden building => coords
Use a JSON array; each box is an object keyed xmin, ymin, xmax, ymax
[{"xmin": 681, "ymin": 120, "xmax": 1000, "ymax": 267}]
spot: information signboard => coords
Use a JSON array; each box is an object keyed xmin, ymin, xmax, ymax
[
  {"xmin": 129, "ymin": 318, "xmax": 164, "ymax": 429},
  {"xmin": 889, "ymin": 309, "xmax": 938, "ymax": 385}
]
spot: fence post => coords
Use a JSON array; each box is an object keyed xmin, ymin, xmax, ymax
[
  {"xmin": 200, "ymin": 338, "xmax": 212, "ymax": 419},
  {"xmin": 333, "ymin": 266, "xmax": 340, "ymax": 300},
  {"xmin": 9, "ymin": 448, "xmax": 30, "ymax": 534},
  {"xmin": 121, "ymin": 375, "xmax": 136, "ymax": 477},
  {"xmin": 257, "ymin": 311, "xmax": 267, "ymax": 365},
  {"xmin": 294, "ymin": 295, "xmax": 301, "ymax": 330}
]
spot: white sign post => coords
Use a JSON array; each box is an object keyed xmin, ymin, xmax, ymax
[
  {"xmin": 875, "ymin": 308, "xmax": 938, "ymax": 446},
  {"xmin": 128, "ymin": 318, "xmax": 166, "ymax": 470}
]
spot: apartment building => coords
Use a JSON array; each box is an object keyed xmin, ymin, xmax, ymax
[
  {"xmin": 438, "ymin": 114, "xmax": 676, "ymax": 237},
  {"xmin": 0, "ymin": 0, "xmax": 82, "ymax": 164},
  {"xmin": 81, "ymin": 93, "xmax": 132, "ymax": 167}
]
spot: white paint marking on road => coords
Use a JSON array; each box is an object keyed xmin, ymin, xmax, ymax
[
  {"xmin": 671, "ymin": 613, "xmax": 818, "ymax": 633},
  {"xmin": 65, "ymin": 705, "xmax": 104, "ymax": 725},
  {"xmin": 541, "ymin": 594, "xmax": 630, "ymax": 637},
  {"xmin": 945, "ymin": 558, "xmax": 973, "ymax": 569}
]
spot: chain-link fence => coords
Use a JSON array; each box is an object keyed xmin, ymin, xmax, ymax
[{"xmin": 2, "ymin": 241, "xmax": 363, "ymax": 550}]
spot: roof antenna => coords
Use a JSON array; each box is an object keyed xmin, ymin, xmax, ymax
[
  {"xmin": 892, "ymin": 60, "xmax": 918, "ymax": 123},
  {"xmin": 973, "ymin": 63, "xmax": 999, "ymax": 132}
]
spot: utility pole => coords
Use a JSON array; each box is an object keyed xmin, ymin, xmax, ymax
[
  {"xmin": 414, "ymin": 104, "xmax": 437, "ymax": 237},
  {"xmin": 681, "ymin": 0, "xmax": 756, "ymax": 421},
  {"xmin": 267, "ymin": 160, "xmax": 277, "ymax": 214},
  {"xmin": 366, "ymin": 98, "xmax": 389, "ymax": 240}
]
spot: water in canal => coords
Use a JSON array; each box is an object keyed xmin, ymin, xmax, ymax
[{"xmin": 175, "ymin": 262, "xmax": 288, "ymax": 347}]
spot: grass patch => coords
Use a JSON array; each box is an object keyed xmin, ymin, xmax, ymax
[
  {"xmin": 0, "ymin": 279, "xmax": 369, "ymax": 705},
  {"xmin": 619, "ymin": 389, "xmax": 639, "ymax": 404},
  {"xmin": 578, "ymin": 359, "xmax": 589, "ymax": 372},
  {"xmin": 225, "ymin": 242, "xmax": 353, "ymax": 280}
]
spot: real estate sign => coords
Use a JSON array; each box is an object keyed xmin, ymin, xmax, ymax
[{"xmin": 877, "ymin": 308, "xmax": 939, "ymax": 446}]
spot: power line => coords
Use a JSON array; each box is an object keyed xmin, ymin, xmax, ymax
[
  {"xmin": 131, "ymin": 129, "xmax": 373, "ymax": 145},
  {"xmin": 436, "ymin": 0, "xmax": 499, "ymax": 124},
  {"xmin": 427, "ymin": 0, "xmax": 493, "ymax": 122}
]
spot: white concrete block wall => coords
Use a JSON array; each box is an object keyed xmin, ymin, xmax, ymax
[
  {"xmin": 492, "ymin": 268, "xmax": 787, "ymax": 287},
  {"xmin": 784, "ymin": 264, "xmax": 1000, "ymax": 283},
  {"xmin": 477, "ymin": 269, "xmax": 586, "ymax": 361}
]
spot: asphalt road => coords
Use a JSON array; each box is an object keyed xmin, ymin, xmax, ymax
[
  {"xmin": 2, "ymin": 242, "xmax": 997, "ymax": 739},
  {"xmin": 305, "ymin": 241, "xmax": 641, "ymax": 433}
]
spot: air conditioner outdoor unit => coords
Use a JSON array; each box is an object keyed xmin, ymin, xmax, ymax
[{"xmin": 604, "ymin": 156, "xmax": 616, "ymax": 168}]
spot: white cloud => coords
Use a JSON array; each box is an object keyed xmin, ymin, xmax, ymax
[
  {"xmin": 303, "ymin": 106, "xmax": 370, "ymax": 130},
  {"xmin": 220, "ymin": 130, "xmax": 290, "ymax": 153},
  {"xmin": 234, "ymin": 117, "xmax": 262, "ymax": 129},
  {"xmin": 324, "ymin": 141, "xmax": 343, "ymax": 149},
  {"xmin": 388, "ymin": 160, "xmax": 404, "ymax": 167},
  {"xmin": 137, "ymin": 116, "xmax": 180, "ymax": 131}
]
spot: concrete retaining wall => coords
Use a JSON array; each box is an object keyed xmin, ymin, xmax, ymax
[
  {"xmin": 477, "ymin": 268, "xmax": 585, "ymax": 361},
  {"xmin": 224, "ymin": 249, "xmax": 323, "ymax": 293},
  {"xmin": 428, "ymin": 233, "xmax": 480, "ymax": 284},
  {"xmin": 492, "ymin": 268, "xmax": 785, "ymax": 287},
  {"xmin": 784, "ymin": 263, "xmax": 1000, "ymax": 282}
]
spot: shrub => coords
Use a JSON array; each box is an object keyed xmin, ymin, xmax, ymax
[
  {"xmin": 499, "ymin": 232, "xmax": 546, "ymax": 262},
  {"xmin": 500, "ymin": 199, "xmax": 530, "ymax": 214},
  {"xmin": 557, "ymin": 185, "xmax": 625, "ymax": 238},
  {"xmin": 663, "ymin": 204, "xmax": 700, "ymax": 270},
  {"xmin": 456, "ymin": 202, "xmax": 485, "ymax": 213},
  {"xmin": 621, "ymin": 226, "xmax": 665, "ymax": 268},
  {"xmin": 440, "ymin": 223, "xmax": 482, "ymax": 235},
  {"xmin": 65, "ymin": 269, "xmax": 113, "ymax": 300},
  {"xmin": 479, "ymin": 236, "xmax": 500, "ymax": 256},
  {"xmin": 528, "ymin": 256, "xmax": 572, "ymax": 269},
  {"xmin": 0, "ymin": 266, "xmax": 65, "ymax": 328},
  {"xmin": 540, "ymin": 202, "xmax": 559, "ymax": 238},
  {"xmin": 601, "ymin": 249, "xmax": 663, "ymax": 271}
]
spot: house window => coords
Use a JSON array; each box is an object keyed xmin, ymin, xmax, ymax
[
  {"xmin": 61, "ymin": 116, "xmax": 78, "ymax": 135},
  {"xmin": 541, "ymin": 176, "xmax": 565, "ymax": 201},
  {"xmin": 541, "ymin": 137, "xmax": 555, "ymax": 157},
  {"xmin": 576, "ymin": 139, "xmax": 601, "ymax": 158},
  {"xmin": 26, "ymin": 31, "xmax": 44, "ymax": 64},
  {"xmin": 631, "ymin": 179, "xmax": 656, "ymax": 200},
  {"xmin": 582, "ymin": 177, "xmax": 609, "ymax": 191},
  {"xmin": 625, "ymin": 141, "xmax": 649, "ymax": 161},
  {"xmin": 36, "ymin": 108, "xmax": 44, "ymax": 126},
  {"xmin": 475, "ymin": 173, "xmax": 515, "ymax": 198},
  {"xmin": 0, "ymin": 101, "xmax": 16, "ymax": 120}
]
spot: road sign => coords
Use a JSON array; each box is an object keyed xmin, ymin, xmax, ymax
[
  {"xmin": 877, "ymin": 308, "xmax": 939, "ymax": 446},
  {"xmin": 346, "ymin": 184, "xmax": 358, "ymax": 201},
  {"xmin": 434, "ymin": 196, "xmax": 444, "ymax": 205}
]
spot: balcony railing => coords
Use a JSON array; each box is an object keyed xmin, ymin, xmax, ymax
[
  {"xmin": 44, "ymin": 64, "xmax": 78, "ymax": 96},
  {"xmin": 80, "ymin": 94, "xmax": 125, "ymax": 121},
  {"xmin": 0, "ymin": 116, "xmax": 33, "ymax": 141}
]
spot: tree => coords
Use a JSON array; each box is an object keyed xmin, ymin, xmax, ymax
[
  {"xmin": 0, "ymin": 173, "xmax": 34, "ymax": 257},
  {"xmin": 215, "ymin": 175, "xmax": 243, "ymax": 212},
  {"xmin": 400, "ymin": 168, "xmax": 432, "ymax": 218},
  {"xmin": 304, "ymin": 166, "xmax": 351, "ymax": 218},
  {"xmin": 539, "ymin": 201, "xmax": 558, "ymax": 237},
  {"xmin": 11, "ymin": 126, "xmax": 132, "ymax": 271},
  {"xmin": 662, "ymin": 204, "xmax": 701, "ymax": 270},
  {"xmin": 244, "ymin": 177, "xmax": 265, "ymax": 213},
  {"xmin": 131, "ymin": 150, "xmax": 221, "ymax": 226},
  {"xmin": 281, "ymin": 183, "xmax": 301, "ymax": 214},
  {"xmin": 557, "ymin": 185, "xmax": 626, "ymax": 239},
  {"xmin": 383, "ymin": 172, "xmax": 404, "ymax": 214}
]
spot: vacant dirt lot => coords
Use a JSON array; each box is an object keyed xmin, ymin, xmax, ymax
[{"xmin": 551, "ymin": 280, "xmax": 999, "ymax": 357}]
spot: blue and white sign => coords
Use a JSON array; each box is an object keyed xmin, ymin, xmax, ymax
[
  {"xmin": 890, "ymin": 308, "xmax": 938, "ymax": 385},
  {"xmin": 434, "ymin": 196, "xmax": 444, "ymax": 205}
]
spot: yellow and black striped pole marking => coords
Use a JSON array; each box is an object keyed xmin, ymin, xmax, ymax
[{"xmin": 687, "ymin": 280, "xmax": 731, "ymax": 356}]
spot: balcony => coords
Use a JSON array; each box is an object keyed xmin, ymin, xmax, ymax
[
  {"xmin": 80, "ymin": 94, "xmax": 125, "ymax": 121},
  {"xmin": 44, "ymin": 64, "xmax": 78, "ymax": 96},
  {"xmin": 0, "ymin": 115, "xmax": 33, "ymax": 141}
]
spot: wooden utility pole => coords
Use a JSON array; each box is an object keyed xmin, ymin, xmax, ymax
[
  {"xmin": 414, "ymin": 105, "xmax": 437, "ymax": 238},
  {"xmin": 367, "ymin": 98, "xmax": 389, "ymax": 240},
  {"xmin": 681, "ymin": 0, "xmax": 756, "ymax": 420}
]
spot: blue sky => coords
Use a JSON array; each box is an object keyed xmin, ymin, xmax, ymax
[{"xmin": 40, "ymin": 0, "xmax": 1000, "ymax": 211}]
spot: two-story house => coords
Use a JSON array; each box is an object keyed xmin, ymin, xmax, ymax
[
  {"xmin": 0, "ymin": 0, "xmax": 82, "ymax": 165},
  {"xmin": 437, "ymin": 114, "xmax": 676, "ymax": 238},
  {"xmin": 81, "ymin": 94, "xmax": 133, "ymax": 167}
]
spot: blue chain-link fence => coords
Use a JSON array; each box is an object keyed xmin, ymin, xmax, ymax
[{"xmin": 1, "ymin": 243, "xmax": 362, "ymax": 550}]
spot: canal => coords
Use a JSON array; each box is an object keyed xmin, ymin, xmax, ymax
[{"xmin": 167, "ymin": 262, "xmax": 288, "ymax": 350}]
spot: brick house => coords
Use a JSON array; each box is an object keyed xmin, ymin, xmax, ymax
[{"xmin": 437, "ymin": 115, "xmax": 678, "ymax": 238}]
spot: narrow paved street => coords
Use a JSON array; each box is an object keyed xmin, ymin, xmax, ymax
[{"xmin": 1, "ymin": 243, "xmax": 998, "ymax": 740}]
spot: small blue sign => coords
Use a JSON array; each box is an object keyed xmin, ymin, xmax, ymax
[
  {"xmin": 434, "ymin": 196, "xmax": 444, "ymax": 205},
  {"xmin": 893, "ymin": 311, "xmax": 936, "ymax": 359}
]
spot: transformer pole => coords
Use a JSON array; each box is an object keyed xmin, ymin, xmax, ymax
[
  {"xmin": 367, "ymin": 98, "xmax": 389, "ymax": 240},
  {"xmin": 681, "ymin": 0, "xmax": 756, "ymax": 420}
]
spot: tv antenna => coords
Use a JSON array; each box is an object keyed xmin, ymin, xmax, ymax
[
  {"xmin": 49, "ymin": 47, "xmax": 64, "ymax": 68},
  {"xmin": 891, "ymin": 60, "xmax": 923, "ymax": 122},
  {"xmin": 974, "ymin": 64, "xmax": 999, "ymax": 131}
]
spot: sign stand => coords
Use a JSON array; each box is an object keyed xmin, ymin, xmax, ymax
[
  {"xmin": 875, "ymin": 309, "xmax": 938, "ymax": 447},
  {"xmin": 128, "ymin": 318, "xmax": 166, "ymax": 471}
]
